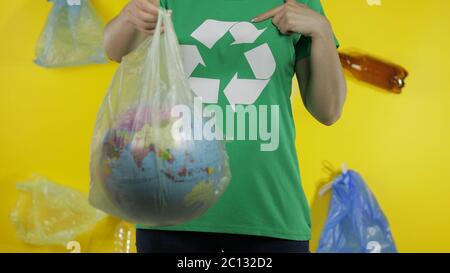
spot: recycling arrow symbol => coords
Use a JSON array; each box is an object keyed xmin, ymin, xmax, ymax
[{"xmin": 180, "ymin": 19, "xmax": 276, "ymax": 106}]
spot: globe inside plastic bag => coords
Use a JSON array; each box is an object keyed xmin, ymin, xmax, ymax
[
  {"xmin": 34, "ymin": 0, "xmax": 107, "ymax": 67},
  {"xmin": 89, "ymin": 9, "xmax": 231, "ymax": 226},
  {"xmin": 317, "ymin": 170, "xmax": 397, "ymax": 253},
  {"xmin": 10, "ymin": 174, "xmax": 106, "ymax": 246}
]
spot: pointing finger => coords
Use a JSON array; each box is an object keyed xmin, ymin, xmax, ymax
[{"xmin": 251, "ymin": 5, "xmax": 284, "ymax": 23}]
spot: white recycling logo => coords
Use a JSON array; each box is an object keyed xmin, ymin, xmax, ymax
[{"xmin": 180, "ymin": 19, "xmax": 276, "ymax": 106}]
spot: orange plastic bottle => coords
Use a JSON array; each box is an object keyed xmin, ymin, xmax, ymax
[{"xmin": 339, "ymin": 52, "xmax": 408, "ymax": 93}]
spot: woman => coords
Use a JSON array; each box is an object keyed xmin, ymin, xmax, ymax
[{"xmin": 104, "ymin": 0, "xmax": 346, "ymax": 253}]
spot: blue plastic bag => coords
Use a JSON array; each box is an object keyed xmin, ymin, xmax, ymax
[
  {"xmin": 35, "ymin": 0, "xmax": 107, "ymax": 67},
  {"xmin": 318, "ymin": 169, "xmax": 397, "ymax": 253}
]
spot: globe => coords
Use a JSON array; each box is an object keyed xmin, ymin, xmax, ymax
[{"xmin": 94, "ymin": 105, "xmax": 231, "ymax": 226}]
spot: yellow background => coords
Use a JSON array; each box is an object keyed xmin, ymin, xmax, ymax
[{"xmin": 1, "ymin": 0, "xmax": 449, "ymax": 252}]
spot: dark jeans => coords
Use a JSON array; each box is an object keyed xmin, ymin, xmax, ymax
[{"xmin": 136, "ymin": 229, "xmax": 310, "ymax": 253}]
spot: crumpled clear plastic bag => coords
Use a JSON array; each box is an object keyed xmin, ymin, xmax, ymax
[
  {"xmin": 89, "ymin": 9, "xmax": 231, "ymax": 226},
  {"xmin": 34, "ymin": 0, "xmax": 107, "ymax": 67},
  {"xmin": 10, "ymin": 174, "xmax": 106, "ymax": 246},
  {"xmin": 318, "ymin": 170, "xmax": 397, "ymax": 253}
]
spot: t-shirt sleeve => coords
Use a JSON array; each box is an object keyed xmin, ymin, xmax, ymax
[{"xmin": 295, "ymin": 0, "xmax": 340, "ymax": 60}]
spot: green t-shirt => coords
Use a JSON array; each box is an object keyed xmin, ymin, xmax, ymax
[{"xmin": 138, "ymin": 0, "xmax": 338, "ymax": 241}]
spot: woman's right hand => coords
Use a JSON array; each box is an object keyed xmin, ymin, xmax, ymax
[
  {"xmin": 104, "ymin": 0, "xmax": 168, "ymax": 62},
  {"xmin": 121, "ymin": 0, "xmax": 161, "ymax": 34}
]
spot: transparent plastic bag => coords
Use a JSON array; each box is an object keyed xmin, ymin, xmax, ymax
[
  {"xmin": 34, "ymin": 0, "xmax": 107, "ymax": 67},
  {"xmin": 89, "ymin": 9, "xmax": 231, "ymax": 226},
  {"xmin": 318, "ymin": 170, "xmax": 397, "ymax": 253},
  {"xmin": 10, "ymin": 174, "xmax": 106, "ymax": 246}
]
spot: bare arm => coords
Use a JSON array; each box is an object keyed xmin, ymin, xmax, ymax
[
  {"xmin": 295, "ymin": 27, "xmax": 346, "ymax": 126},
  {"xmin": 253, "ymin": 0, "xmax": 347, "ymax": 126},
  {"xmin": 104, "ymin": 0, "xmax": 160, "ymax": 62}
]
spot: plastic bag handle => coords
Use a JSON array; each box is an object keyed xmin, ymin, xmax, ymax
[
  {"xmin": 319, "ymin": 162, "xmax": 348, "ymax": 197},
  {"xmin": 160, "ymin": 8, "xmax": 193, "ymax": 96},
  {"xmin": 141, "ymin": 8, "xmax": 194, "ymax": 106},
  {"xmin": 159, "ymin": 8, "xmax": 191, "ymax": 84}
]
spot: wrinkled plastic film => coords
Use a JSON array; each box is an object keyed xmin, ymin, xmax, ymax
[
  {"xmin": 317, "ymin": 170, "xmax": 397, "ymax": 253},
  {"xmin": 35, "ymin": 0, "xmax": 107, "ymax": 67},
  {"xmin": 10, "ymin": 174, "xmax": 106, "ymax": 246},
  {"xmin": 89, "ymin": 9, "xmax": 231, "ymax": 226}
]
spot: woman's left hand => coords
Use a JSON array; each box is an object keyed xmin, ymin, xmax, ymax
[{"xmin": 252, "ymin": 0, "xmax": 332, "ymax": 39}]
